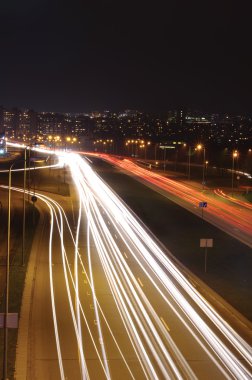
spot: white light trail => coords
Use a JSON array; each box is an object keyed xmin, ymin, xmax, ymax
[
  {"xmin": 87, "ymin": 222, "xmax": 112, "ymax": 380},
  {"xmin": 67, "ymin": 153, "xmax": 252, "ymax": 379},
  {"xmin": 2, "ymin": 145, "xmax": 251, "ymax": 380},
  {"xmin": 70, "ymin": 154, "xmax": 198, "ymax": 379}
]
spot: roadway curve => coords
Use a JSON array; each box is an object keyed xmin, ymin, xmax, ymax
[
  {"xmin": 10, "ymin": 151, "xmax": 252, "ymax": 379},
  {"xmin": 91, "ymin": 154, "xmax": 252, "ymax": 248}
]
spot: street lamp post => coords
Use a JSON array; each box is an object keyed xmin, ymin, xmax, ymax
[
  {"xmin": 135, "ymin": 141, "xmax": 139, "ymax": 158},
  {"xmin": 247, "ymin": 148, "xmax": 252, "ymax": 173},
  {"xmin": 139, "ymin": 144, "xmax": 144, "ymax": 159},
  {"xmin": 163, "ymin": 148, "xmax": 166, "ymax": 172},
  {"xmin": 32, "ymin": 161, "xmax": 37, "ymax": 224},
  {"xmin": 232, "ymin": 151, "xmax": 238, "ymax": 196},
  {"xmin": 22, "ymin": 149, "xmax": 27, "ymax": 266},
  {"xmin": 3, "ymin": 162, "xmax": 15, "ymax": 380},
  {"xmin": 33, "ymin": 161, "xmax": 36, "ymax": 195},
  {"xmin": 196, "ymin": 144, "xmax": 206, "ymax": 190},
  {"xmin": 205, "ymin": 160, "xmax": 209, "ymax": 184},
  {"xmin": 144, "ymin": 141, "xmax": 151, "ymax": 162},
  {"xmin": 188, "ymin": 146, "xmax": 191, "ymax": 180},
  {"xmin": 28, "ymin": 147, "xmax": 31, "ymax": 201},
  {"xmin": 3, "ymin": 151, "xmax": 30, "ymax": 378},
  {"xmin": 125, "ymin": 141, "xmax": 129, "ymax": 156},
  {"xmin": 202, "ymin": 147, "xmax": 206, "ymax": 189},
  {"xmin": 154, "ymin": 143, "xmax": 158, "ymax": 162}
]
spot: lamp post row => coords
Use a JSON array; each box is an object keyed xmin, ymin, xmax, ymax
[
  {"xmin": 3, "ymin": 147, "xmax": 32, "ymax": 380},
  {"xmin": 188, "ymin": 145, "xmax": 240, "ymax": 192}
]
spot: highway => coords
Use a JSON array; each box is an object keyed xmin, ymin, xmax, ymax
[
  {"xmin": 91, "ymin": 154, "xmax": 252, "ymax": 247},
  {"xmin": 11, "ymin": 150, "xmax": 252, "ymax": 379},
  {"xmin": 2, "ymin": 145, "xmax": 251, "ymax": 379}
]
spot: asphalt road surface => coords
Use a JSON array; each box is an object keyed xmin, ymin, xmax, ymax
[{"xmin": 12, "ymin": 150, "xmax": 251, "ymax": 380}]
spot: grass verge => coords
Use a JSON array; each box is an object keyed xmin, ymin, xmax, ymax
[{"xmin": 0, "ymin": 203, "xmax": 39, "ymax": 380}]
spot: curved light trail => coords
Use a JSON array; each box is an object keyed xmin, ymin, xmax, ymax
[
  {"xmin": 214, "ymin": 189, "xmax": 252, "ymax": 210},
  {"xmin": 2, "ymin": 145, "xmax": 251, "ymax": 379},
  {"xmin": 68, "ymin": 153, "xmax": 252, "ymax": 379},
  {"xmin": 89, "ymin": 154, "xmax": 252, "ymax": 244}
]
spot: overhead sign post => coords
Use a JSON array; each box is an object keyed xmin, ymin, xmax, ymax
[
  {"xmin": 159, "ymin": 146, "xmax": 175, "ymax": 172},
  {"xmin": 200, "ymin": 238, "xmax": 213, "ymax": 273}
]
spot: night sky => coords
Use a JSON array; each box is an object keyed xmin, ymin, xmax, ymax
[{"xmin": 0, "ymin": 1, "xmax": 251, "ymax": 113}]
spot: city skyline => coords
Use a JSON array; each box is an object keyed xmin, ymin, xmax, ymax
[
  {"xmin": 2, "ymin": 104, "xmax": 252, "ymax": 119},
  {"xmin": 1, "ymin": 1, "xmax": 252, "ymax": 114},
  {"xmin": 1, "ymin": 106, "xmax": 252, "ymax": 155}
]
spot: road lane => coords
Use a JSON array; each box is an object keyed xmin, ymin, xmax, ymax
[
  {"xmin": 10, "ymin": 147, "xmax": 252, "ymax": 379},
  {"xmin": 93, "ymin": 154, "xmax": 252, "ymax": 247},
  {"xmin": 68, "ymin": 153, "xmax": 252, "ymax": 379}
]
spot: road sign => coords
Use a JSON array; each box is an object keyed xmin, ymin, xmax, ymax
[
  {"xmin": 159, "ymin": 146, "xmax": 175, "ymax": 149},
  {"xmin": 200, "ymin": 238, "xmax": 213, "ymax": 248},
  {"xmin": 200, "ymin": 239, "xmax": 213, "ymax": 273},
  {"xmin": 0, "ymin": 313, "xmax": 18, "ymax": 328},
  {"xmin": 199, "ymin": 202, "xmax": 207, "ymax": 208}
]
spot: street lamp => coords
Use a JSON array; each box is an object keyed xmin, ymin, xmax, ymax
[
  {"xmin": 145, "ymin": 141, "xmax": 151, "ymax": 161},
  {"xmin": 205, "ymin": 160, "xmax": 209, "ymax": 184},
  {"xmin": 125, "ymin": 139, "xmax": 137, "ymax": 157},
  {"xmin": 232, "ymin": 150, "xmax": 238, "ymax": 196},
  {"xmin": 22, "ymin": 148, "xmax": 28, "ymax": 266},
  {"xmin": 125, "ymin": 141, "xmax": 129, "ymax": 156},
  {"xmin": 65, "ymin": 136, "xmax": 77, "ymax": 151},
  {"xmin": 3, "ymin": 162, "xmax": 15, "ymax": 380},
  {"xmin": 158, "ymin": 146, "xmax": 170, "ymax": 173},
  {"xmin": 139, "ymin": 144, "xmax": 145, "ymax": 159},
  {"xmin": 65, "ymin": 136, "xmax": 71, "ymax": 148},
  {"xmin": 196, "ymin": 144, "xmax": 206, "ymax": 190},
  {"xmin": 245, "ymin": 148, "xmax": 252, "ymax": 173},
  {"xmin": 134, "ymin": 140, "xmax": 139, "ymax": 157},
  {"xmin": 186, "ymin": 145, "xmax": 191, "ymax": 180},
  {"xmin": 131, "ymin": 140, "xmax": 134, "ymax": 156}
]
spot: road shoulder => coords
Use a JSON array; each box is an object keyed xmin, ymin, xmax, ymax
[{"xmin": 14, "ymin": 206, "xmax": 45, "ymax": 380}]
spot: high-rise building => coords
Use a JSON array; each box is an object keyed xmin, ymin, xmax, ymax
[
  {"xmin": 3, "ymin": 108, "xmax": 20, "ymax": 139},
  {"xmin": 37, "ymin": 112, "xmax": 64, "ymax": 139},
  {"xmin": 17, "ymin": 109, "xmax": 37, "ymax": 141}
]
